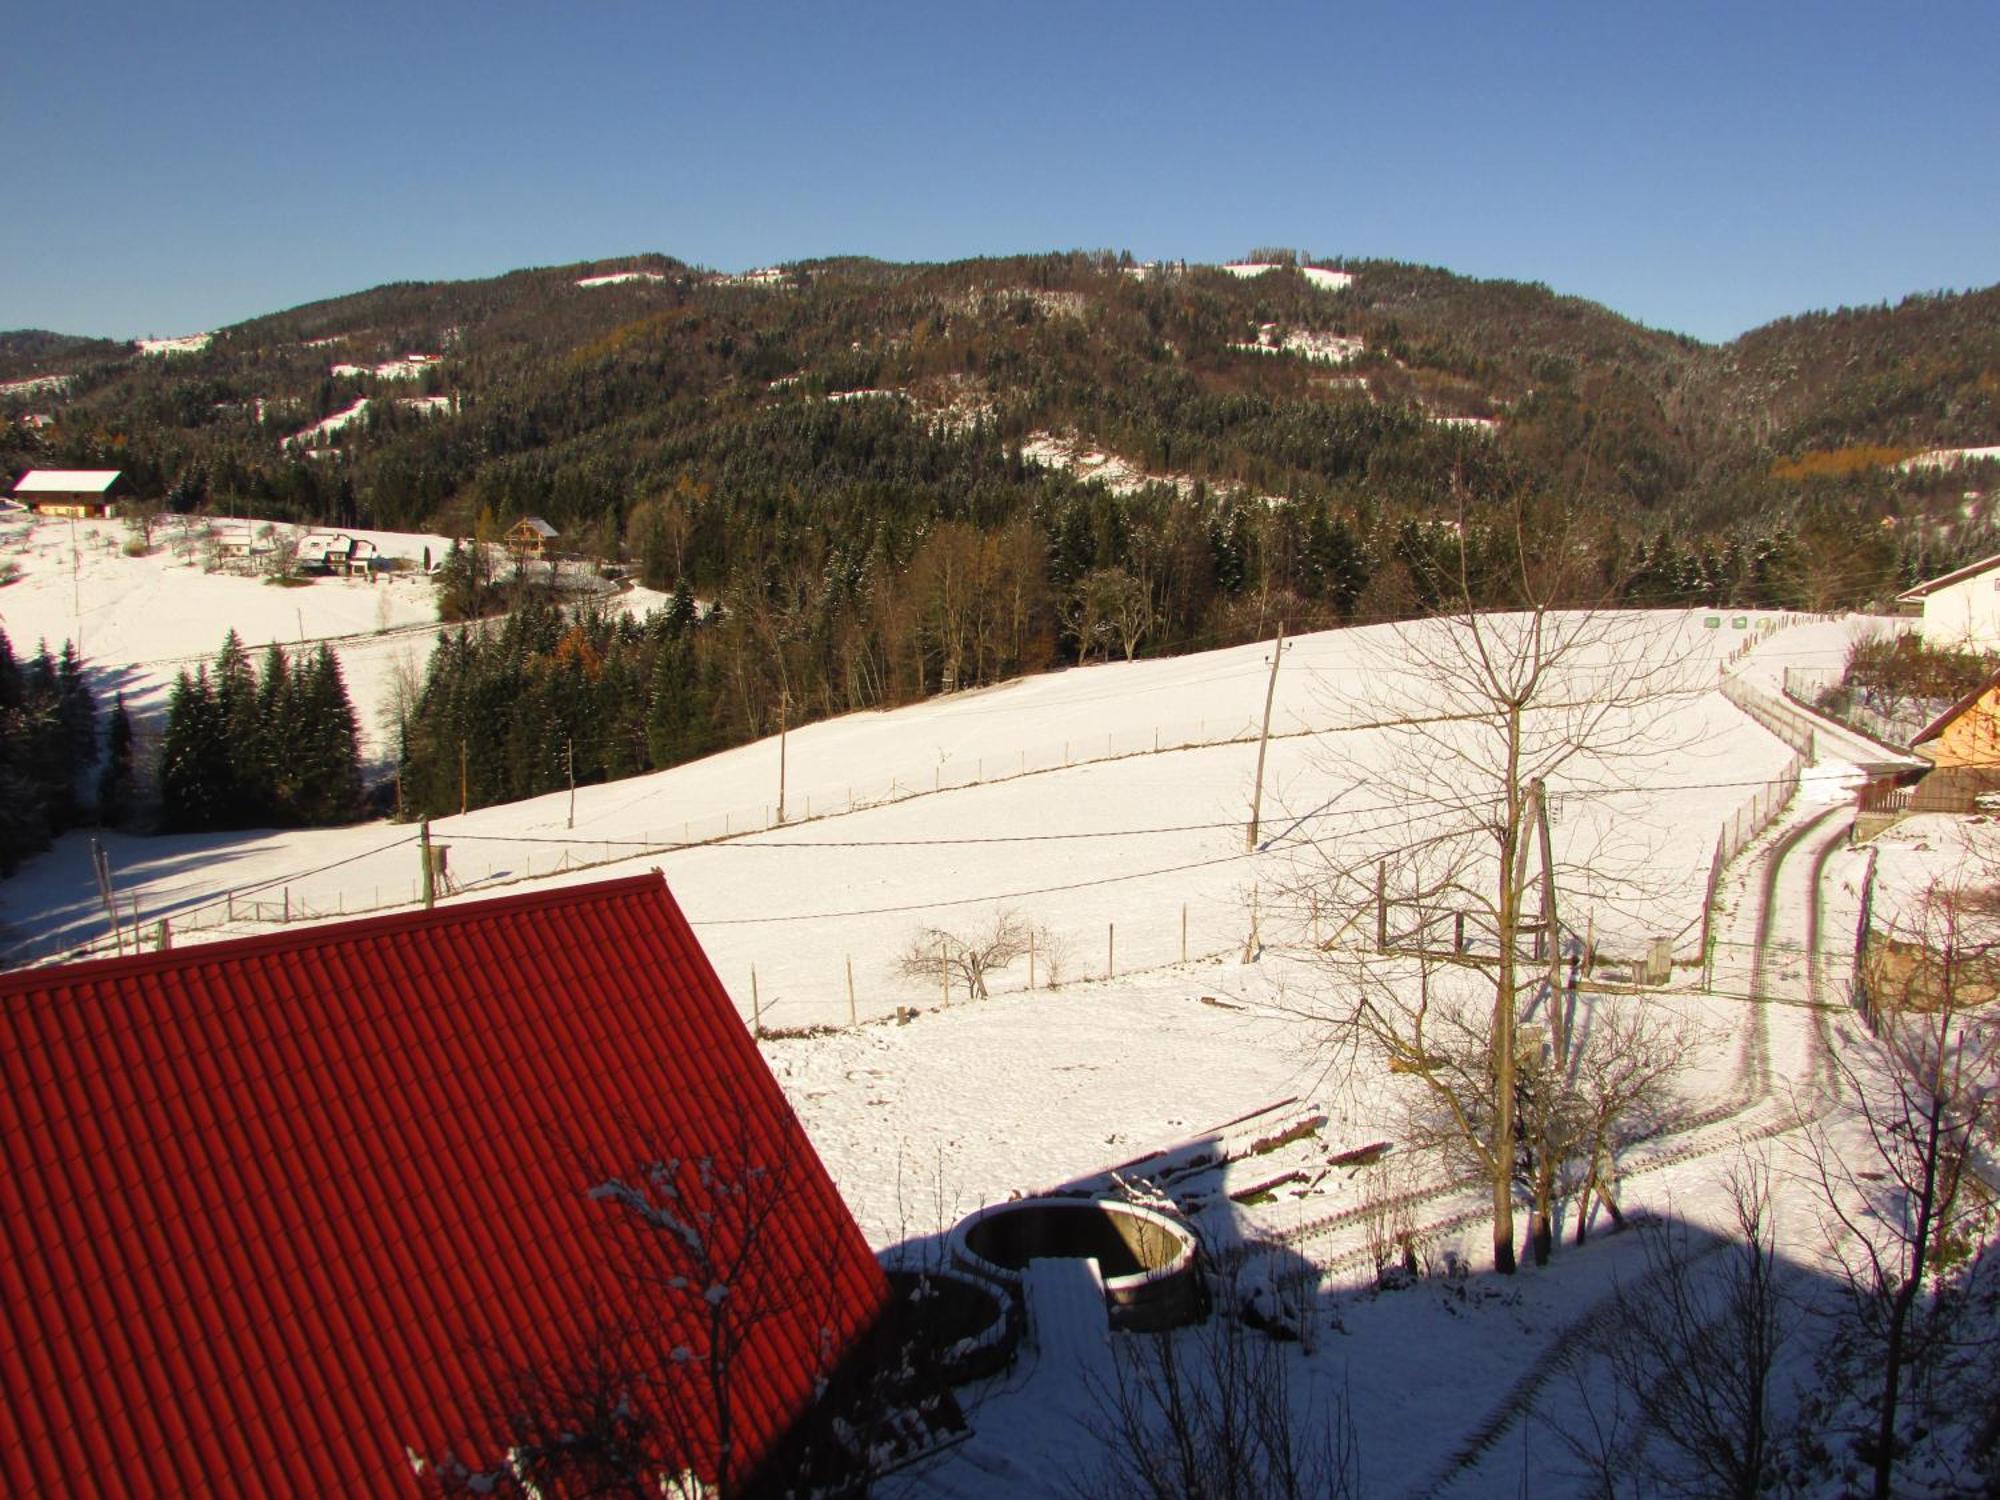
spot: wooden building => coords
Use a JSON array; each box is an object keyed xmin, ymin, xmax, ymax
[
  {"xmin": 505, "ymin": 514, "xmax": 558, "ymax": 560},
  {"xmin": 10, "ymin": 468, "xmax": 123, "ymax": 517},
  {"xmin": 1908, "ymin": 669, "xmax": 2000, "ymax": 812}
]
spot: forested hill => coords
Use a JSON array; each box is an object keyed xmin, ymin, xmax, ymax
[{"xmin": 4, "ymin": 251, "xmax": 1998, "ymax": 658}]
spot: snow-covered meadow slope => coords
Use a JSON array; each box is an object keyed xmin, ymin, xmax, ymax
[
  {"xmin": 0, "ymin": 509, "xmax": 450, "ymax": 759},
  {"xmin": 8, "ymin": 530, "xmax": 1961, "ymax": 1489}
]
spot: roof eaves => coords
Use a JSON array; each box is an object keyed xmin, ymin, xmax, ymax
[
  {"xmin": 1897, "ymin": 552, "xmax": 2000, "ymax": 601},
  {"xmin": 1912, "ymin": 667, "xmax": 2000, "ymax": 746}
]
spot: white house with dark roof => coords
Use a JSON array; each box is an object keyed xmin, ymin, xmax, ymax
[
  {"xmin": 10, "ymin": 469, "xmax": 123, "ymax": 518},
  {"xmin": 1896, "ymin": 553, "xmax": 2000, "ymax": 651}
]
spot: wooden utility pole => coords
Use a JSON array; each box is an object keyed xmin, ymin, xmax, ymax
[
  {"xmin": 420, "ymin": 818, "xmax": 435, "ymax": 909},
  {"xmin": 566, "ymin": 738, "xmax": 576, "ymax": 830},
  {"xmin": 777, "ymin": 691, "xmax": 789, "ymax": 824},
  {"xmin": 459, "ymin": 741, "xmax": 468, "ymax": 817},
  {"xmin": 1246, "ymin": 623, "xmax": 1287, "ymax": 850}
]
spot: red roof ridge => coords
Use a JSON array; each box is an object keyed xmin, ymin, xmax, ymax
[{"xmin": 0, "ymin": 867, "xmax": 672, "ymax": 994}]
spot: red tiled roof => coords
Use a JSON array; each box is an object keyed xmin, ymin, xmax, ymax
[{"xmin": 0, "ymin": 872, "xmax": 888, "ymax": 1495}]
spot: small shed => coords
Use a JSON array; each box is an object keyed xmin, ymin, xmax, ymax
[
  {"xmin": 506, "ymin": 514, "xmax": 558, "ymax": 560},
  {"xmin": 10, "ymin": 468, "xmax": 124, "ymax": 517}
]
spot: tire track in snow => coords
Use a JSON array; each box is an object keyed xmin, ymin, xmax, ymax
[{"xmin": 1404, "ymin": 807, "xmax": 1854, "ymax": 1499}]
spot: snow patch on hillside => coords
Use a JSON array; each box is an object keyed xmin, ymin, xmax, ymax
[
  {"xmin": 1020, "ymin": 432, "xmax": 1197, "ymax": 498},
  {"xmin": 331, "ymin": 355, "xmax": 441, "ymax": 381},
  {"xmin": 1231, "ymin": 326, "xmax": 1364, "ymax": 364},
  {"xmin": 284, "ymin": 399, "xmax": 371, "ymax": 449},
  {"xmin": 1898, "ymin": 445, "xmax": 2000, "ymax": 472},
  {"xmin": 714, "ymin": 267, "xmax": 789, "ymax": 288},
  {"xmin": 577, "ymin": 271, "xmax": 667, "ymax": 288},
  {"xmin": 137, "ymin": 333, "xmax": 212, "ymax": 357},
  {"xmin": 0, "ymin": 374, "xmax": 69, "ymax": 399},
  {"xmin": 282, "ymin": 396, "xmax": 453, "ymax": 449},
  {"xmin": 1220, "ymin": 263, "xmax": 1355, "ymax": 293}
]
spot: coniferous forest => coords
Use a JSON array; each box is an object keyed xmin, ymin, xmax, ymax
[
  {"xmin": 4, "ymin": 250, "xmax": 1998, "ymax": 822},
  {"xmin": 157, "ymin": 632, "xmax": 361, "ymax": 831},
  {"xmin": 0, "ymin": 632, "xmax": 98, "ymax": 872}
]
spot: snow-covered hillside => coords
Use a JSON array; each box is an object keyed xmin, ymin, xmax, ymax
[
  {"xmin": 0, "ymin": 558, "xmax": 1958, "ymax": 1492},
  {"xmin": 0, "ymin": 510, "xmax": 450, "ymax": 759}
]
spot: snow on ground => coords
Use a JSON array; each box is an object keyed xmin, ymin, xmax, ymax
[
  {"xmin": 282, "ymin": 396, "xmax": 451, "ymax": 447},
  {"xmin": 576, "ymin": 271, "xmax": 668, "ymax": 288},
  {"xmin": 282, "ymin": 398, "xmax": 371, "ymax": 448},
  {"xmin": 2, "ymin": 603, "xmax": 1873, "ymax": 1000},
  {"xmin": 330, "ymin": 354, "xmax": 441, "ymax": 380},
  {"xmin": 1231, "ymin": 327, "xmax": 1364, "ymax": 364},
  {"xmin": 1897, "ymin": 444, "xmax": 2000, "ymax": 472},
  {"xmin": 0, "ymin": 589, "xmax": 1927, "ymax": 1492},
  {"xmin": 714, "ymin": 267, "xmax": 788, "ymax": 287},
  {"xmin": 0, "ymin": 511, "xmax": 451, "ymax": 760},
  {"xmin": 136, "ymin": 333, "xmax": 212, "ymax": 356},
  {"xmin": 1019, "ymin": 431, "xmax": 1197, "ymax": 497},
  {"xmin": 0, "ymin": 374, "xmax": 69, "ymax": 399},
  {"xmin": 1220, "ymin": 262, "xmax": 1355, "ymax": 293},
  {"xmin": 1862, "ymin": 812, "xmax": 2000, "ymax": 933}
]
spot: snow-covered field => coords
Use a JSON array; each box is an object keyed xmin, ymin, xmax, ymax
[
  {"xmin": 0, "ymin": 510, "xmax": 451, "ymax": 757},
  {"xmin": 1221, "ymin": 262, "xmax": 1356, "ymax": 293},
  {"xmin": 5, "ymin": 519, "xmax": 1961, "ymax": 1493},
  {"xmin": 136, "ymin": 332, "xmax": 212, "ymax": 357},
  {"xmin": 577, "ymin": 270, "xmax": 668, "ymax": 288}
]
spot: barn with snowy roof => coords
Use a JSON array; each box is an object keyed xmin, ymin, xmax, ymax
[
  {"xmin": 0, "ymin": 872, "xmax": 891, "ymax": 1495},
  {"xmin": 10, "ymin": 468, "xmax": 125, "ymax": 517}
]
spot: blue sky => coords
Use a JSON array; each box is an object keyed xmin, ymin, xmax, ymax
[{"xmin": 5, "ymin": 1, "xmax": 1994, "ymax": 344}]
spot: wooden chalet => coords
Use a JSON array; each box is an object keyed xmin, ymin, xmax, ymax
[
  {"xmin": 1907, "ymin": 668, "xmax": 2000, "ymax": 812},
  {"xmin": 0, "ymin": 873, "xmax": 892, "ymax": 1496},
  {"xmin": 10, "ymin": 468, "xmax": 123, "ymax": 517},
  {"xmin": 505, "ymin": 514, "xmax": 558, "ymax": 560}
]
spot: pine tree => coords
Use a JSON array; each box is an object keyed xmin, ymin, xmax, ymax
[
  {"xmin": 291, "ymin": 644, "xmax": 360, "ymax": 825},
  {"xmin": 158, "ymin": 668, "xmax": 233, "ymax": 832},
  {"xmin": 213, "ymin": 630, "xmax": 262, "ymax": 819},
  {"xmin": 97, "ymin": 693, "xmax": 135, "ymax": 827},
  {"xmin": 254, "ymin": 644, "xmax": 294, "ymax": 821}
]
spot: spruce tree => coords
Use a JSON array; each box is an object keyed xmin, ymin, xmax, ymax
[
  {"xmin": 213, "ymin": 630, "xmax": 262, "ymax": 819},
  {"xmin": 97, "ymin": 693, "xmax": 135, "ymax": 827},
  {"xmin": 254, "ymin": 644, "xmax": 294, "ymax": 821},
  {"xmin": 292, "ymin": 644, "xmax": 360, "ymax": 825},
  {"xmin": 158, "ymin": 668, "xmax": 232, "ymax": 832}
]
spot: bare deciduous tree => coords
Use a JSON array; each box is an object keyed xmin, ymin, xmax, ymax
[
  {"xmin": 1293, "ymin": 496, "xmax": 1707, "ymax": 1272},
  {"xmin": 421, "ymin": 1104, "xmax": 888, "ymax": 1500},
  {"xmin": 1542, "ymin": 1163, "xmax": 1789, "ymax": 1500},
  {"xmin": 1072, "ymin": 1310, "xmax": 1359, "ymax": 1500},
  {"xmin": 1799, "ymin": 883, "xmax": 2000, "ymax": 1500},
  {"xmin": 899, "ymin": 908, "xmax": 1040, "ymax": 999}
]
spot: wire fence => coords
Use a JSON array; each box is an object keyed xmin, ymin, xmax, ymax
[{"xmin": 738, "ymin": 900, "xmax": 1257, "ymax": 1035}]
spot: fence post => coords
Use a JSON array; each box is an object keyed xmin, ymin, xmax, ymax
[
  {"xmin": 940, "ymin": 939, "xmax": 949, "ymax": 1007},
  {"xmin": 1181, "ymin": 904, "xmax": 1188, "ymax": 964},
  {"xmin": 847, "ymin": 956, "xmax": 857, "ymax": 1027},
  {"xmin": 1108, "ymin": 922, "xmax": 1115, "ymax": 979},
  {"xmin": 1029, "ymin": 929, "xmax": 1036, "ymax": 990},
  {"xmin": 751, "ymin": 966, "xmax": 762, "ymax": 1035}
]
